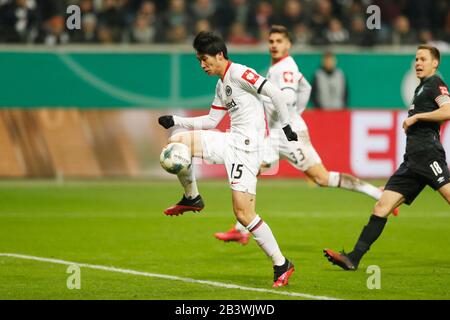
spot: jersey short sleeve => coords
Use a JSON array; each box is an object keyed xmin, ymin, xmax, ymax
[{"xmin": 430, "ymin": 77, "xmax": 450, "ymax": 107}]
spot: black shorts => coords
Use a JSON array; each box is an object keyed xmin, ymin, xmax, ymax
[{"xmin": 385, "ymin": 149, "xmax": 450, "ymax": 205}]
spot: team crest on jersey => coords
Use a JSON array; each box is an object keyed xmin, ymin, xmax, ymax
[
  {"xmin": 439, "ymin": 86, "xmax": 449, "ymax": 95},
  {"xmin": 283, "ymin": 71, "xmax": 294, "ymax": 83},
  {"xmin": 241, "ymin": 69, "xmax": 259, "ymax": 85},
  {"xmin": 225, "ymin": 85, "xmax": 232, "ymax": 96},
  {"xmin": 416, "ymin": 86, "xmax": 424, "ymax": 96}
]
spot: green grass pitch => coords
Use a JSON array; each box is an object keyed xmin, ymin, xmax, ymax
[{"xmin": 0, "ymin": 179, "xmax": 449, "ymax": 300}]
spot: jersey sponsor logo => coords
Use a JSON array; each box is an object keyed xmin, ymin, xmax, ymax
[
  {"xmin": 242, "ymin": 69, "xmax": 260, "ymax": 85},
  {"xmin": 439, "ymin": 86, "xmax": 449, "ymax": 96},
  {"xmin": 225, "ymin": 85, "xmax": 232, "ymax": 96},
  {"xmin": 437, "ymin": 176, "xmax": 445, "ymax": 184},
  {"xmin": 283, "ymin": 71, "xmax": 294, "ymax": 83},
  {"xmin": 225, "ymin": 99, "xmax": 237, "ymax": 110}
]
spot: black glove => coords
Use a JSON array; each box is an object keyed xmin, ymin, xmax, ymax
[
  {"xmin": 283, "ymin": 125, "xmax": 298, "ymax": 141},
  {"xmin": 158, "ymin": 115, "xmax": 174, "ymax": 129}
]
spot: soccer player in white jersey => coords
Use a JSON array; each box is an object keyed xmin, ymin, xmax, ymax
[
  {"xmin": 215, "ymin": 25, "xmax": 397, "ymax": 245},
  {"xmin": 158, "ymin": 31, "xmax": 297, "ymax": 287}
]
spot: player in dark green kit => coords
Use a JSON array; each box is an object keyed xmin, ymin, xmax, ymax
[{"xmin": 323, "ymin": 45, "xmax": 450, "ymax": 270}]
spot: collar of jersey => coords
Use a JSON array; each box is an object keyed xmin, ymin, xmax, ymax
[
  {"xmin": 420, "ymin": 74, "xmax": 438, "ymax": 84},
  {"xmin": 271, "ymin": 54, "xmax": 290, "ymax": 66},
  {"xmin": 221, "ymin": 61, "xmax": 233, "ymax": 81}
]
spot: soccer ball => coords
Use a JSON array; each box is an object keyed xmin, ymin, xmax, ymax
[{"xmin": 159, "ymin": 142, "xmax": 191, "ymax": 175}]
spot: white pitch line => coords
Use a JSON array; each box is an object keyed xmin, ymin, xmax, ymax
[{"xmin": 0, "ymin": 253, "xmax": 340, "ymax": 300}]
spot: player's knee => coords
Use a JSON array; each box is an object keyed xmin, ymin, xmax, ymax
[
  {"xmin": 233, "ymin": 207, "xmax": 246, "ymax": 222},
  {"xmin": 373, "ymin": 200, "xmax": 391, "ymax": 217},
  {"xmin": 168, "ymin": 133, "xmax": 181, "ymax": 144},
  {"xmin": 438, "ymin": 184, "xmax": 450, "ymax": 204},
  {"xmin": 444, "ymin": 193, "xmax": 450, "ymax": 205},
  {"xmin": 233, "ymin": 206, "xmax": 254, "ymax": 225},
  {"xmin": 168, "ymin": 132, "xmax": 189, "ymax": 146}
]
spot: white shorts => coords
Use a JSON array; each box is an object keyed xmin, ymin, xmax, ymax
[
  {"xmin": 200, "ymin": 131, "xmax": 262, "ymax": 195},
  {"xmin": 263, "ymin": 129, "xmax": 322, "ymax": 172}
]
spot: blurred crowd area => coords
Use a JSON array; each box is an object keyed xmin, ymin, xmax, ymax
[{"xmin": 0, "ymin": 0, "xmax": 449, "ymax": 47}]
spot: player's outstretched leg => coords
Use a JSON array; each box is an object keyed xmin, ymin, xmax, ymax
[
  {"xmin": 379, "ymin": 186, "xmax": 399, "ymax": 216},
  {"xmin": 232, "ymin": 191, "xmax": 294, "ymax": 287},
  {"xmin": 214, "ymin": 221, "xmax": 250, "ymax": 245},
  {"xmin": 323, "ymin": 190, "xmax": 403, "ymax": 270},
  {"xmin": 323, "ymin": 214, "xmax": 387, "ymax": 270},
  {"xmin": 305, "ymin": 164, "xmax": 399, "ymax": 216},
  {"xmin": 247, "ymin": 215, "xmax": 295, "ymax": 287},
  {"xmin": 164, "ymin": 132, "xmax": 204, "ymax": 216}
]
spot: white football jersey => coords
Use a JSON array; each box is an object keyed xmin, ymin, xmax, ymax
[
  {"xmin": 211, "ymin": 62, "xmax": 268, "ymax": 151},
  {"xmin": 264, "ymin": 56, "xmax": 309, "ymax": 131}
]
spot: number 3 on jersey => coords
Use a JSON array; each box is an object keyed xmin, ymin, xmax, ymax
[
  {"xmin": 230, "ymin": 164, "xmax": 243, "ymax": 179},
  {"xmin": 290, "ymin": 148, "xmax": 305, "ymax": 165}
]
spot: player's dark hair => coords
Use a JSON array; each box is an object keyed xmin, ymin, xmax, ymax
[
  {"xmin": 418, "ymin": 44, "xmax": 440, "ymax": 67},
  {"xmin": 269, "ymin": 25, "xmax": 293, "ymax": 43},
  {"xmin": 193, "ymin": 31, "xmax": 228, "ymax": 59}
]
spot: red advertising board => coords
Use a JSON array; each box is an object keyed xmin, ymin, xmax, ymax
[{"xmin": 184, "ymin": 110, "xmax": 450, "ymax": 179}]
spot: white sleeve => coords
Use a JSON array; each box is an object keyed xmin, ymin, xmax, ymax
[
  {"xmin": 173, "ymin": 106, "xmax": 226, "ymax": 130},
  {"xmin": 236, "ymin": 68, "xmax": 268, "ymax": 94},
  {"xmin": 259, "ymin": 80, "xmax": 290, "ymax": 127},
  {"xmin": 278, "ymin": 70, "xmax": 298, "ymax": 91},
  {"xmin": 235, "ymin": 67, "xmax": 289, "ymax": 126},
  {"xmin": 173, "ymin": 80, "xmax": 226, "ymax": 129},
  {"xmin": 281, "ymin": 87, "xmax": 297, "ymax": 108},
  {"xmin": 297, "ymin": 75, "xmax": 312, "ymax": 114}
]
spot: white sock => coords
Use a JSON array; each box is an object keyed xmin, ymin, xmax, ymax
[
  {"xmin": 351, "ymin": 182, "xmax": 382, "ymax": 200},
  {"xmin": 329, "ymin": 171, "xmax": 382, "ymax": 200},
  {"xmin": 246, "ymin": 215, "xmax": 286, "ymax": 266},
  {"xmin": 235, "ymin": 221, "xmax": 249, "ymax": 234},
  {"xmin": 327, "ymin": 171, "xmax": 340, "ymax": 187},
  {"xmin": 177, "ymin": 159, "xmax": 199, "ymax": 199}
]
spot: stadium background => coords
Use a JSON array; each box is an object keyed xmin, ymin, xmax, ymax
[
  {"xmin": 1, "ymin": 0, "xmax": 449, "ymax": 180},
  {"xmin": 1, "ymin": 0, "xmax": 450, "ymax": 180},
  {"xmin": 1, "ymin": 52, "xmax": 450, "ymax": 180}
]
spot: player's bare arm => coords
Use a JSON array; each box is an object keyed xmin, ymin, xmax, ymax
[{"xmin": 403, "ymin": 103, "xmax": 450, "ymax": 132}]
